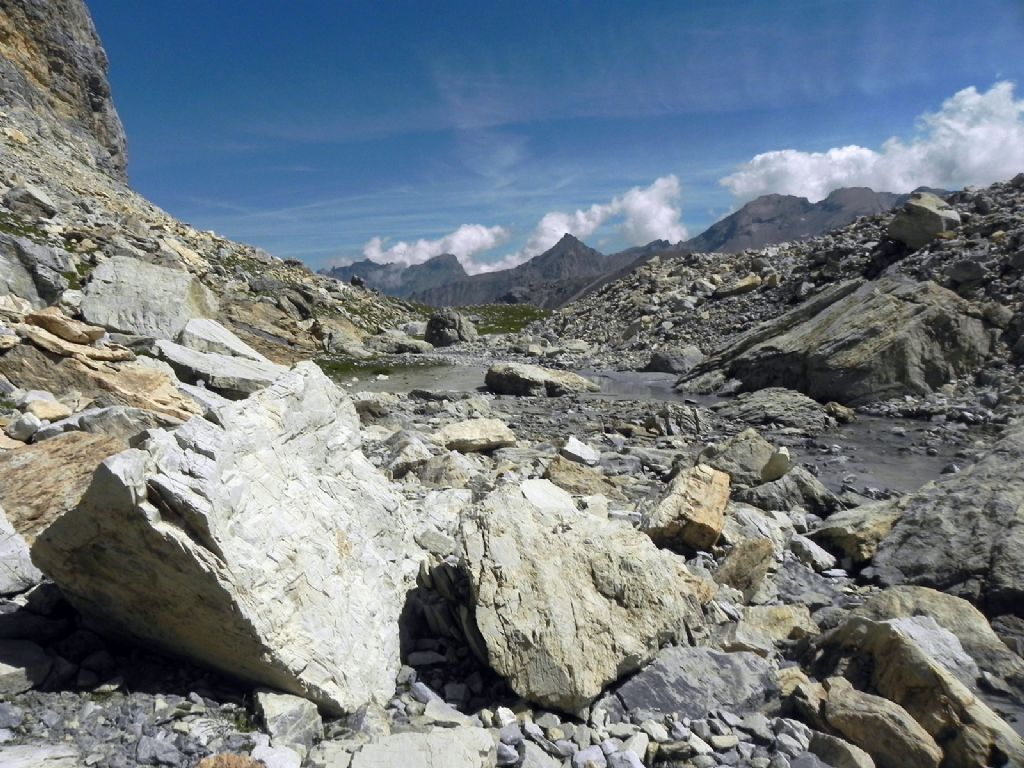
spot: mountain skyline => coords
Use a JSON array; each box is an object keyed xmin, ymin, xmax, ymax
[{"xmin": 86, "ymin": 0, "xmax": 1024, "ymax": 272}]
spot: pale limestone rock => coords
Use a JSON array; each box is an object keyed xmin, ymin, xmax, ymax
[
  {"xmin": 350, "ymin": 727, "xmax": 495, "ymax": 768},
  {"xmin": 560, "ymin": 436, "xmax": 600, "ymax": 465},
  {"xmin": 0, "ymin": 504, "xmax": 42, "ymax": 594},
  {"xmin": 32, "ymin": 362, "xmax": 415, "ymax": 715},
  {"xmin": 256, "ymin": 690, "xmax": 324, "ymax": 759},
  {"xmin": 811, "ymin": 500, "xmax": 904, "ymax": 564},
  {"xmin": 178, "ymin": 318, "xmax": 269, "ymax": 362},
  {"xmin": 0, "ymin": 745, "xmax": 82, "ymax": 768},
  {"xmin": 816, "ymin": 616, "xmax": 1024, "ymax": 766},
  {"xmin": 80, "ymin": 255, "xmax": 218, "ymax": 339},
  {"xmin": 434, "ymin": 418, "xmax": 516, "ymax": 452},
  {"xmin": 459, "ymin": 481, "xmax": 712, "ymax": 712},
  {"xmin": 485, "ymin": 362, "xmax": 600, "ymax": 397},
  {"xmin": 154, "ymin": 339, "xmax": 287, "ymax": 398},
  {"xmin": 888, "ymin": 192, "xmax": 960, "ymax": 250},
  {"xmin": 0, "ymin": 344, "xmax": 201, "ymax": 421},
  {"xmin": 641, "ymin": 464, "xmax": 730, "ymax": 551}
]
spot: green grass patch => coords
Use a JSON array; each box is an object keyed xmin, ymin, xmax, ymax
[
  {"xmin": 0, "ymin": 211, "xmax": 48, "ymax": 241},
  {"xmin": 465, "ymin": 303, "xmax": 552, "ymax": 334}
]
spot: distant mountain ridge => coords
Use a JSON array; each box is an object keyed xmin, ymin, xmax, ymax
[
  {"xmin": 321, "ymin": 252, "xmax": 468, "ymax": 298},
  {"xmin": 686, "ymin": 187, "xmax": 903, "ymax": 253},
  {"xmin": 320, "ymin": 186, "xmax": 907, "ymax": 308}
]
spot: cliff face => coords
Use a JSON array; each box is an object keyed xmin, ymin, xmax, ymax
[{"xmin": 0, "ymin": 0, "xmax": 128, "ymax": 180}]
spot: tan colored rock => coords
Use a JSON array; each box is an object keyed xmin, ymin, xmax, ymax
[
  {"xmin": 543, "ymin": 454, "xmax": 625, "ymax": 500},
  {"xmin": 25, "ymin": 307, "xmax": 105, "ymax": 344},
  {"xmin": 715, "ymin": 273, "xmax": 762, "ymax": 298},
  {"xmin": 743, "ymin": 604, "xmax": 819, "ymax": 641},
  {"xmin": 434, "ymin": 418, "xmax": 516, "ymax": 453},
  {"xmin": 820, "ymin": 677, "xmax": 942, "ymax": 768},
  {"xmin": 715, "ymin": 537, "xmax": 776, "ymax": 600},
  {"xmin": 0, "ymin": 431, "xmax": 126, "ymax": 543},
  {"xmin": 23, "ymin": 398, "xmax": 71, "ymax": 421},
  {"xmin": 811, "ymin": 499, "xmax": 903, "ymax": 564},
  {"xmin": 459, "ymin": 481, "xmax": 712, "ymax": 713},
  {"xmin": 851, "ymin": 586, "xmax": 1024, "ymax": 689},
  {"xmin": 642, "ymin": 464, "xmax": 730, "ymax": 551},
  {"xmin": 823, "ymin": 617, "xmax": 1024, "ymax": 766},
  {"xmin": 888, "ymin": 192, "xmax": 960, "ymax": 250},
  {"xmin": 17, "ymin": 322, "xmax": 133, "ymax": 362},
  {"xmin": 0, "ymin": 344, "xmax": 200, "ymax": 421}
]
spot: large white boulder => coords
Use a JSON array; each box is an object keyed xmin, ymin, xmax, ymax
[
  {"xmin": 457, "ymin": 481, "xmax": 713, "ymax": 713},
  {"xmin": 80, "ymin": 255, "xmax": 218, "ymax": 339},
  {"xmin": 154, "ymin": 339, "xmax": 286, "ymax": 399},
  {"xmin": 32, "ymin": 362, "xmax": 416, "ymax": 714}
]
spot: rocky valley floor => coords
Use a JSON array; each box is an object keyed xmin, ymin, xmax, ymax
[{"xmin": 2, "ymin": 2, "xmax": 1024, "ymax": 765}]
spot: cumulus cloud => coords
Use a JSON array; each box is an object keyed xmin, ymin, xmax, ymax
[
  {"xmin": 358, "ymin": 175, "xmax": 688, "ymax": 275},
  {"xmin": 721, "ymin": 81, "xmax": 1024, "ymax": 202},
  {"xmin": 479, "ymin": 174, "xmax": 688, "ymax": 272},
  {"xmin": 363, "ymin": 223, "xmax": 509, "ymax": 269}
]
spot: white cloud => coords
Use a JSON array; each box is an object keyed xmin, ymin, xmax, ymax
[
  {"xmin": 363, "ymin": 223, "xmax": 509, "ymax": 269},
  {"xmin": 483, "ymin": 174, "xmax": 689, "ymax": 272},
  {"xmin": 358, "ymin": 175, "xmax": 688, "ymax": 275},
  {"xmin": 720, "ymin": 81, "xmax": 1024, "ymax": 202}
]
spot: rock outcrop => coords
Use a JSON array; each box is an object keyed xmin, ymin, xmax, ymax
[
  {"xmin": 80, "ymin": 256, "xmax": 219, "ymax": 339},
  {"xmin": 457, "ymin": 481, "xmax": 712, "ymax": 713},
  {"xmin": 0, "ymin": 0, "xmax": 128, "ymax": 179},
  {"xmin": 31, "ymin": 363, "xmax": 415, "ymax": 714},
  {"xmin": 868, "ymin": 423, "xmax": 1024, "ymax": 615},
  {"xmin": 680, "ymin": 277, "xmax": 992, "ymax": 405}
]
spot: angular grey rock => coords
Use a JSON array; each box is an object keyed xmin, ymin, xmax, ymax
[
  {"xmin": 0, "ymin": 505, "xmax": 42, "ymax": 595},
  {"xmin": 434, "ymin": 418, "xmax": 516, "ymax": 453},
  {"xmin": 80, "ymin": 255, "xmax": 218, "ymax": 339},
  {"xmin": 0, "ymin": 233, "xmax": 73, "ymax": 309},
  {"xmin": 3, "ymin": 184, "xmax": 57, "ymax": 218},
  {"xmin": 712, "ymin": 388, "xmax": 834, "ymax": 433},
  {"xmin": 33, "ymin": 406, "xmax": 182, "ymax": 445},
  {"xmin": 256, "ymin": 689, "xmax": 324, "ymax": 759},
  {"xmin": 888, "ymin": 192, "xmax": 960, "ymax": 250},
  {"xmin": 350, "ymin": 727, "xmax": 495, "ymax": 768},
  {"xmin": 698, "ymin": 428, "xmax": 787, "ymax": 487},
  {"xmin": 458, "ymin": 481, "xmax": 712, "ymax": 713},
  {"xmin": 485, "ymin": 362, "xmax": 600, "ymax": 397},
  {"xmin": 680, "ymin": 277, "xmax": 992, "ymax": 405},
  {"xmin": 153, "ymin": 339, "xmax": 286, "ymax": 399},
  {"xmin": 424, "ymin": 308, "xmax": 477, "ymax": 347},
  {"xmin": 869, "ymin": 424, "xmax": 1024, "ymax": 615},
  {"xmin": 177, "ymin": 318, "xmax": 270, "ymax": 362},
  {"xmin": 32, "ymin": 362, "xmax": 414, "ymax": 714},
  {"xmin": 733, "ymin": 466, "xmax": 842, "ymax": 517},
  {"xmin": 643, "ymin": 346, "xmax": 704, "ymax": 374},
  {"xmin": 600, "ymin": 646, "xmax": 777, "ymax": 721}
]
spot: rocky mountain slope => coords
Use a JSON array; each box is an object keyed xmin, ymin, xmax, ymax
[
  {"xmin": 2, "ymin": 2, "xmax": 1024, "ymax": 768},
  {"xmin": 685, "ymin": 188, "xmax": 903, "ymax": 254}
]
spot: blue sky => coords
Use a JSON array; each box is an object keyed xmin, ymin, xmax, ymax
[{"xmin": 87, "ymin": 0, "xmax": 1024, "ymax": 272}]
